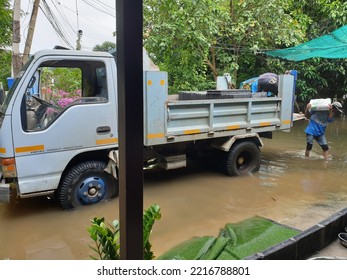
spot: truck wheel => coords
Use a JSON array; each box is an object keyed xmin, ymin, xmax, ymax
[
  {"xmin": 56, "ymin": 161, "xmax": 119, "ymax": 210},
  {"xmin": 225, "ymin": 141, "xmax": 261, "ymax": 176}
]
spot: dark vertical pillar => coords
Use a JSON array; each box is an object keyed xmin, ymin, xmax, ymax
[{"xmin": 116, "ymin": 0, "xmax": 144, "ymax": 260}]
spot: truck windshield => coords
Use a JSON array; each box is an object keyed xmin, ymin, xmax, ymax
[{"xmin": 0, "ymin": 56, "xmax": 34, "ymax": 116}]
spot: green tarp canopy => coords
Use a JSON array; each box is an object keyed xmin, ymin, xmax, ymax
[{"xmin": 266, "ymin": 25, "xmax": 347, "ymax": 61}]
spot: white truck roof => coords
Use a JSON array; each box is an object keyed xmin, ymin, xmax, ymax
[
  {"xmin": 32, "ymin": 49, "xmax": 114, "ymax": 59},
  {"xmin": 32, "ymin": 48, "xmax": 160, "ymax": 71}
]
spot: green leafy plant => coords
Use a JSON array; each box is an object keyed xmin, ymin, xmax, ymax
[
  {"xmin": 87, "ymin": 204, "xmax": 161, "ymax": 260},
  {"xmin": 143, "ymin": 203, "xmax": 161, "ymax": 260},
  {"xmin": 87, "ymin": 217, "xmax": 120, "ymax": 260}
]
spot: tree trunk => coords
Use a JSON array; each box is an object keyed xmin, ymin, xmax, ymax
[{"xmin": 205, "ymin": 46, "xmax": 218, "ymax": 81}]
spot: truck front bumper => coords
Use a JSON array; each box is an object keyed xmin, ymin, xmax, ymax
[{"xmin": 0, "ymin": 175, "xmax": 11, "ymax": 203}]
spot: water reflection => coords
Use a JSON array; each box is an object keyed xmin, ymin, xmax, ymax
[{"xmin": 1, "ymin": 118, "xmax": 347, "ymax": 259}]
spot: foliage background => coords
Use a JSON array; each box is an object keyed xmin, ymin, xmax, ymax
[
  {"xmin": 1, "ymin": 0, "xmax": 347, "ymax": 109},
  {"xmin": 143, "ymin": 0, "xmax": 347, "ymax": 110},
  {"xmin": 0, "ymin": 0, "xmax": 12, "ymax": 90}
]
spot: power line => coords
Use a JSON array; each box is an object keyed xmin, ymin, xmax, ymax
[
  {"xmin": 82, "ymin": 0, "xmax": 115, "ymax": 18},
  {"xmin": 93, "ymin": 0, "xmax": 115, "ymax": 11},
  {"xmin": 52, "ymin": 0, "xmax": 83, "ymax": 49},
  {"xmin": 29, "ymin": 0, "xmax": 115, "ymax": 50},
  {"xmin": 20, "ymin": 0, "xmax": 33, "ymax": 44},
  {"xmin": 40, "ymin": 0, "xmax": 74, "ymax": 48},
  {"xmin": 50, "ymin": 0, "xmax": 76, "ymax": 34},
  {"xmin": 56, "ymin": 0, "xmax": 76, "ymax": 13}
]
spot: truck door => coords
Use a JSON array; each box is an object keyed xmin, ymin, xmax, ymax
[{"xmin": 11, "ymin": 56, "xmax": 118, "ymax": 196}]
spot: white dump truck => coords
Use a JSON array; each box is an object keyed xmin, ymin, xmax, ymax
[{"xmin": 0, "ymin": 49, "xmax": 295, "ymax": 209}]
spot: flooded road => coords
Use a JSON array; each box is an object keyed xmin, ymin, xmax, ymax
[{"xmin": 1, "ymin": 118, "xmax": 347, "ymax": 260}]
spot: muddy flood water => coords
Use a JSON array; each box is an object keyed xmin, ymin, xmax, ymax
[{"xmin": 1, "ymin": 117, "xmax": 347, "ymax": 260}]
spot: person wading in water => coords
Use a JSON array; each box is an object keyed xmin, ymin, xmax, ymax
[{"xmin": 304, "ymin": 101, "xmax": 343, "ymax": 160}]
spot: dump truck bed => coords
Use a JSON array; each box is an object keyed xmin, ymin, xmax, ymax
[{"xmin": 144, "ymin": 72, "xmax": 295, "ymax": 146}]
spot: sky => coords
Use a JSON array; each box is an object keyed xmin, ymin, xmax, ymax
[{"xmin": 13, "ymin": 0, "xmax": 116, "ymax": 53}]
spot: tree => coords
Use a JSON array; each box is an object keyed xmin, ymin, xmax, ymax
[
  {"xmin": 93, "ymin": 41, "xmax": 116, "ymax": 52},
  {"xmin": 271, "ymin": 0, "xmax": 347, "ymax": 103},
  {"xmin": 0, "ymin": 50, "xmax": 11, "ymax": 91},
  {"xmin": 143, "ymin": 0, "xmax": 306, "ymax": 93},
  {"xmin": 143, "ymin": 0, "xmax": 347, "ymax": 103},
  {"xmin": 0, "ymin": 0, "xmax": 12, "ymax": 48},
  {"xmin": 144, "ymin": 0, "xmax": 227, "ymax": 93},
  {"xmin": 0, "ymin": 0, "xmax": 13, "ymax": 89}
]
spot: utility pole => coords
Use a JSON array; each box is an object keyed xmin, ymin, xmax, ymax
[
  {"xmin": 75, "ymin": 0, "xmax": 82, "ymax": 50},
  {"xmin": 23, "ymin": 0, "xmax": 40, "ymax": 64},
  {"xmin": 12, "ymin": 0, "xmax": 21, "ymax": 77},
  {"xmin": 76, "ymin": 30, "xmax": 83, "ymax": 50}
]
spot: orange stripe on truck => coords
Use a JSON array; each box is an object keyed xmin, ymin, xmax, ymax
[
  {"xmin": 260, "ymin": 122, "xmax": 271, "ymax": 126},
  {"xmin": 96, "ymin": 138, "xmax": 118, "ymax": 145},
  {"xmin": 226, "ymin": 125, "xmax": 241, "ymax": 130},
  {"xmin": 15, "ymin": 145, "xmax": 44, "ymax": 153},
  {"xmin": 147, "ymin": 133, "xmax": 164, "ymax": 139},
  {"xmin": 184, "ymin": 129, "xmax": 201, "ymax": 135}
]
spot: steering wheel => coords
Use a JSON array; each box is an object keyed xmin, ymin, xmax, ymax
[{"xmin": 32, "ymin": 95, "xmax": 53, "ymax": 107}]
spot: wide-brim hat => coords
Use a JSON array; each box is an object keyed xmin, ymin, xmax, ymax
[{"xmin": 332, "ymin": 101, "xmax": 343, "ymax": 113}]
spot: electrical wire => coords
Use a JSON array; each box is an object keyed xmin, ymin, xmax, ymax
[
  {"xmin": 20, "ymin": 0, "xmax": 32, "ymax": 45},
  {"xmin": 54, "ymin": 0, "xmax": 116, "ymax": 49},
  {"xmin": 22, "ymin": 0, "xmax": 116, "ymax": 51},
  {"xmin": 93, "ymin": 0, "xmax": 115, "ymax": 11},
  {"xmin": 40, "ymin": 0, "xmax": 74, "ymax": 49},
  {"xmin": 81, "ymin": 0, "xmax": 115, "ymax": 18},
  {"xmin": 50, "ymin": 0, "xmax": 76, "ymax": 34}
]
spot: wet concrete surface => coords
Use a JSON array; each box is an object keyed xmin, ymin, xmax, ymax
[
  {"xmin": 291, "ymin": 207, "xmax": 347, "ymax": 259},
  {"xmin": 310, "ymin": 240, "xmax": 347, "ymax": 259},
  {"xmin": 1, "ymin": 118, "xmax": 347, "ymax": 260}
]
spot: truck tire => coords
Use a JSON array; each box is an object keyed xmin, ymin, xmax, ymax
[
  {"xmin": 56, "ymin": 161, "xmax": 119, "ymax": 210},
  {"xmin": 225, "ymin": 141, "xmax": 261, "ymax": 176}
]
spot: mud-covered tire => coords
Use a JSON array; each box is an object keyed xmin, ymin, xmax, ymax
[
  {"xmin": 56, "ymin": 161, "xmax": 118, "ymax": 210},
  {"xmin": 225, "ymin": 141, "xmax": 261, "ymax": 176}
]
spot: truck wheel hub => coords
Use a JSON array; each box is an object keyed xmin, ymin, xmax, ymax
[
  {"xmin": 237, "ymin": 156, "xmax": 245, "ymax": 165},
  {"xmin": 77, "ymin": 177, "xmax": 106, "ymax": 204}
]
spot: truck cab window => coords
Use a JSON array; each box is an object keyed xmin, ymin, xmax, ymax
[
  {"xmin": 22, "ymin": 60, "xmax": 107, "ymax": 131},
  {"xmin": 95, "ymin": 67, "xmax": 108, "ymax": 99}
]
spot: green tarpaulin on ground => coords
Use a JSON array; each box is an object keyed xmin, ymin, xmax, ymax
[
  {"xmin": 157, "ymin": 216, "xmax": 300, "ymax": 260},
  {"xmin": 266, "ymin": 25, "xmax": 347, "ymax": 61}
]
